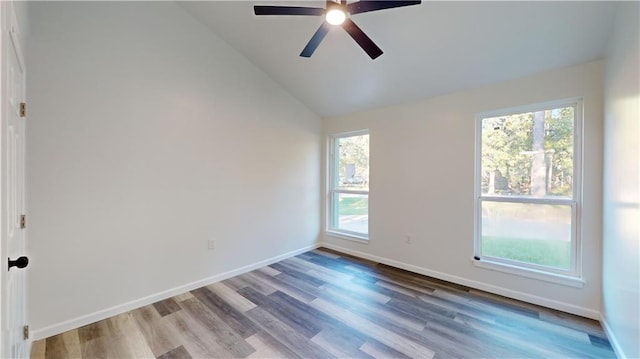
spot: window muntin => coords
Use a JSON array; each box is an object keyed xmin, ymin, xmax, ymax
[
  {"xmin": 328, "ymin": 131, "xmax": 369, "ymax": 239},
  {"xmin": 475, "ymin": 101, "xmax": 581, "ymax": 277}
]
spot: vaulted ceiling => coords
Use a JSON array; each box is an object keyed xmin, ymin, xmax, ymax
[{"xmin": 179, "ymin": 1, "xmax": 618, "ymax": 117}]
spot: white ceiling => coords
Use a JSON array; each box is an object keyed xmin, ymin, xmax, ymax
[{"xmin": 179, "ymin": 1, "xmax": 618, "ymax": 117}]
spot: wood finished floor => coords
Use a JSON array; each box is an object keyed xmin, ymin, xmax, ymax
[{"xmin": 31, "ymin": 248, "xmax": 616, "ymax": 359}]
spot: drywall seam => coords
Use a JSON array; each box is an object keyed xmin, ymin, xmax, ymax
[
  {"xmin": 31, "ymin": 243, "xmax": 320, "ymax": 341},
  {"xmin": 320, "ymin": 242, "xmax": 600, "ymax": 319}
]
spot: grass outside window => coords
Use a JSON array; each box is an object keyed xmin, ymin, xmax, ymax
[
  {"xmin": 482, "ymin": 236, "xmax": 571, "ymax": 270},
  {"xmin": 338, "ymin": 196, "xmax": 368, "ymax": 216}
]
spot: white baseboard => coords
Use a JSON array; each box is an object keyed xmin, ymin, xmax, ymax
[
  {"xmin": 320, "ymin": 242, "xmax": 601, "ymax": 320},
  {"xmin": 600, "ymin": 314, "xmax": 626, "ymax": 359},
  {"xmin": 31, "ymin": 244, "xmax": 320, "ymax": 341}
]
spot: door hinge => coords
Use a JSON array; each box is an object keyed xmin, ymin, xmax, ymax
[
  {"xmin": 23, "ymin": 325, "xmax": 29, "ymax": 340},
  {"xmin": 19, "ymin": 102, "xmax": 26, "ymax": 118},
  {"xmin": 20, "ymin": 215, "xmax": 26, "ymax": 229}
]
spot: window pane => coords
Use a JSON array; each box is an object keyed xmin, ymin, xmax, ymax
[
  {"xmin": 481, "ymin": 107, "xmax": 574, "ymax": 198},
  {"xmin": 481, "ymin": 201, "xmax": 571, "ymax": 270},
  {"xmin": 337, "ymin": 134, "xmax": 369, "ymax": 191},
  {"xmin": 332, "ymin": 193, "xmax": 368, "ymax": 235}
]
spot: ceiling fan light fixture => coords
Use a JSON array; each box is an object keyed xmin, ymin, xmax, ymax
[
  {"xmin": 254, "ymin": 0, "xmax": 422, "ymax": 59},
  {"xmin": 325, "ymin": 8, "xmax": 346, "ymax": 25}
]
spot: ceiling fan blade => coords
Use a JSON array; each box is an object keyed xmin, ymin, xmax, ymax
[
  {"xmin": 300, "ymin": 22, "xmax": 331, "ymax": 57},
  {"xmin": 347, "ymin": 1, "xmax": 421, "ymax": 15},
  {"xmin": 342, "ymin": 18, "xmax": 383, "ymax": 59},
  {"xmin": 254, "ymin": 6, "xmax": 325, "ymax": 16}
]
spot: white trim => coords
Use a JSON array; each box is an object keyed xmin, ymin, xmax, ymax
[
  {"xmin": 31, "ymin": 244, "xmax": 319, "ymax": 341},
  {"xmin": 480, "ymin": 196, "xmax": 574, "ymax": 205},
  {"xmin": 471, "ymin": 258, "xmax": 585, "ymax": 288},
  {"xmin": 320, "ymin": 242, "xmax": 600, "ymax": 319},
  {"xmin": 333, "ymin": 189, "xmax": 369, "ymax": 196},
  {"xmin": 327, "ymin": 129, "xmax": 370, "ymax": 140},
  {"xmin": 324, "ymin": 230, "xmax": 369, "ymax": 244},
  {"xmin": 475, "ymin": 97, "xmax": 585, "ymax": 120},
  {"xmin": 573, "ymin": 99, "xmax": 584, "ymax": 284},
  {"xmin": 600, "ymin": 314, "xmax": 626, "ymax": 359}
]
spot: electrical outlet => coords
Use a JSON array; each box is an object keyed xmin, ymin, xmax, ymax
[{"xmin": 208, "ymin": 240, "xmax": 216, "ymax": 250}]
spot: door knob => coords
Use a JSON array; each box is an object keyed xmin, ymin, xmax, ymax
[{"xmin": 8, "ymin": 256, "xmax": 28, "ymax": 271}]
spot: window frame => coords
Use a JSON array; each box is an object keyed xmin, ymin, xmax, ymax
[
  {"xmin": 326, "ymin": 130, "xmax": 370, "ymax": 241},
  {"xmin": 473, "ymin": 98, "xmax": 583, "ymax": 282}
]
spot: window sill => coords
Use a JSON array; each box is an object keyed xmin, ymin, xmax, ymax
[
  {"xmin": 472, "ymin": 258, "xmax": 585, "ymax": 288},
  {"xmin": 324, "ymin": 230, "xmax": 369, "ymax": 244}
]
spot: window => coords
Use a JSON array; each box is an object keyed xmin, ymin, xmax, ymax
[
  {"xmin": 327, "ymin": 131, "xmax": 369, "ymax": 240},
  {"xmin": 475, "ymin": 100, "xmax": 582, "ymax": 279}
]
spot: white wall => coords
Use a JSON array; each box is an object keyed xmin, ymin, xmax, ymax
[
  {"xmin": 602, "ymin": 2, "xmax": 640, "ymax": 358},
  {"xmin": 323, "ymin": 61, "xmax": 604, "ymax": 318},
  {"xmin": 26, "ymin": 2, "xmax": 320, "ymax": 337}
]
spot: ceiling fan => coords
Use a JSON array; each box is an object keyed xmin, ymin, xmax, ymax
[{"xmin": 254, "ymin": 1, "xmax": 421, "ymax": 59}]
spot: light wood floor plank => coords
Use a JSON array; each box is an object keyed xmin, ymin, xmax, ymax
[
  {"xmin": 359, "ymin": 339, "xmax": 411, "ymax": 359},
  {"xmin": 418, "ymin": 290, "xmax": 498, "ymax": 324},
  {"xmin": 256, "ymin": 266, "xmax": 281, "ymax": 276},
  {"xmin": 246, "ymin": 306, "xmax": 337, "ymax": 359},
  {"xmin": 44, "ymin": 330, "xmax": 81, "ymax": 359},
  {"xmin": 107, "ymin": 313, "xmax": 156, "ymax": 358},
  {"xmin": 30, "ymin": 338, "xmax": 46, "ymax": 359},
  {"xmin": 310, "ymin": 329, "xmax": 374, "ymax": 359},
  {"xmin": 279, "ymin": 257, "xmax": 315, "ymax": 274},
  {"xmin": 239, "ymin": 272, "xmax": 278, "ymax": 296},
  {"xmin": 286, "ymin": 256, "xmax": 354, "ymax": 282},
  {"xmin": 172, "ymin": 292, "xmax": 194, "ymax": 303},
  {"xmin": 249, "ymin": 269, "xmax": 317, "ymax": 304},
  {"xmin": 237, "ymin": 287, "xmax": 322, "ymax": 339},
  {"xmin": 310, "ymin": 297, "xmax": 436, "ymax": 359},
  {"xmin": 273, "ymin": 271, "xmax": 323, "ymax": 298},
  {"xmin": 165, "ymin": 309, "xmax": 235, "ymax": 358},
  {"xmin": 77, "ymin": 320, "xmax": 111, "ymax": 344},
  {"xmin": 245, "ymin": 331, "xmax": 299, "ymax": 359},
  {"xmin": 156, "ymin": 345, "xmax": 191, "ymax": 359},
  {"xmin": 191, "ymin": 287, "xmax": 259, "ymax": 339},
  {"xmin": 270, "ymin": 263, "xmax": 325, "ymax": 288},
  {"xmin": 316, "ymin": 284, "xmax": 427, "ymax": 332},
  {"xmin": 207, "ymin": 282, "xmax": 257, "ymax": 313},
  {"xmin": 131, "ymin": 306, "xmax": 183, "ymax": 357},
  {"xmin": 312, "ymin": 273, "xmax": 391, "ymax": 304},
  {"xmin": 180, "ymin": 297, "xmax": 256, "ymax": 358}
]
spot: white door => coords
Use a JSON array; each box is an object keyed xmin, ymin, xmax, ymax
[{"xmin": 2, "ymin": 3, "xmax": 27, "ymax": 358}]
